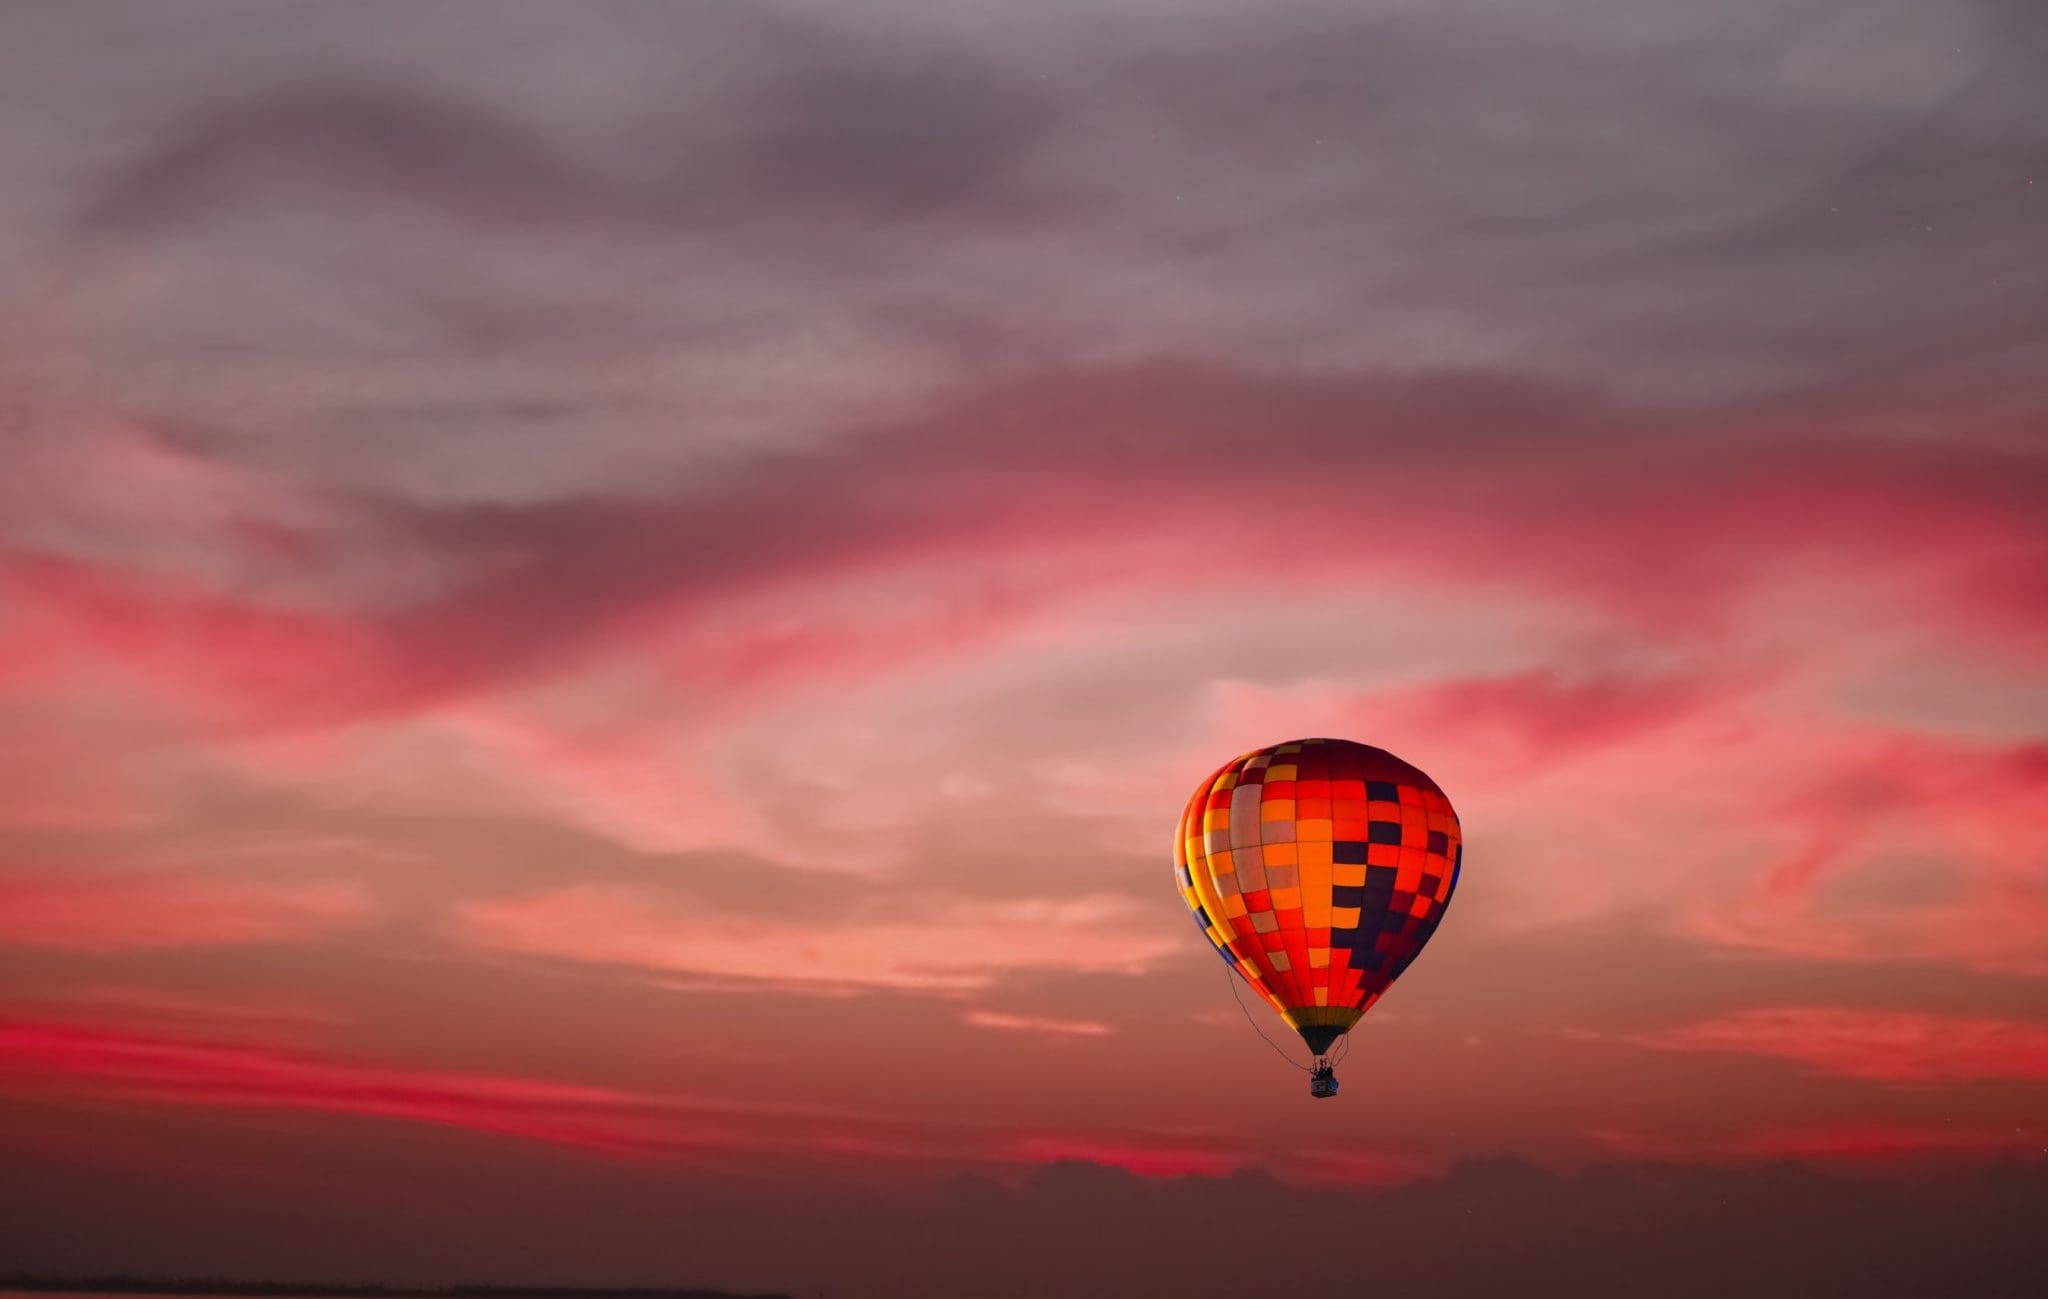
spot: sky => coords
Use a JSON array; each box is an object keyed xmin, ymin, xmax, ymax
[{"xmin": 0, "ymin": 1, "xmax": 2043, "ymax": 1296}]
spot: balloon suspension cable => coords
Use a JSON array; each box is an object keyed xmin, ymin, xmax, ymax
[{"xmin": 1224, "ymin": 966, "xmax": 1313, "ymax": 1074}]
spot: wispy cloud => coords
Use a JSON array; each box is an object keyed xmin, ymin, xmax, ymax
[
  {"xmin": 1624, "ymin": 1007, "xmax": 2048, "ymax": 1083},
  {"xmin": 455, "ymin": 885, "xmax": 1181, "ymax": 994},
  {"xmin": 0, "ymin": 871, "xmax": 369, "ymax": 952},
  {"xmin": 964, "ymin": 1011, "xmax": 1113, "ymax": 1038},
  {"xmin": 0, "ymin": 1018, "xmax": 681, "ymax": 1156}
]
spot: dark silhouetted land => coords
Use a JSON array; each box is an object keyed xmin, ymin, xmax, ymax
[{"xmin": 0, "ymin": 1279, "xmax": 785, "ymax": 1299}]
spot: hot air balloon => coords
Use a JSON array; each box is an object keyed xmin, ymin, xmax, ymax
[{"xmin": 1175, "ymin": 737, "xmax": 1461, "ymax": 1098}]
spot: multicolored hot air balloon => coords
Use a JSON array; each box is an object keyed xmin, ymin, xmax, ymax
[{"xmin": 1174, "ymin": 737, "xmax": 1462, "ymax": 1097}]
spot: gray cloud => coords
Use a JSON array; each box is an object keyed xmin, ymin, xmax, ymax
[
  {"xmin": 73, "ymin": 84, "xmax": 605, "ymax": 238},
  {"xmin": 4, "ymin": 0, "xmax": 2038, "ymax": 488},
  {"xmin": 70, "ymin": 19, "xmax": 1061, "ymax": 240}
]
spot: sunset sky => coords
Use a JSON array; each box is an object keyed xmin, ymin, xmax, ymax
[{"xmin": 0, "ymin": 2, "xmax": 2043, "ymax": 1296}]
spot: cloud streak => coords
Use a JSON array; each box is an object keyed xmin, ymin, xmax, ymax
[
  {"xmin": 454, "ymin": 885, "xmax": 1181, "ymax": 994},
  {"xmin": 964, "ymin": 1011, "xmax": 1114, "ymax": 1038},
  {"xmin": 0, "ymin": 871, "xmax": 368, "ymax": 952},
  {"xmin": 1627, "ymin": 1007, "xmax": 2048, "ymax": 1083}
]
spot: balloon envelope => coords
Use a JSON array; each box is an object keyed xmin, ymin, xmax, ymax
[{"xmin": 1174, "ymin": 737, "xmax": 1462, "ymax": 1055}]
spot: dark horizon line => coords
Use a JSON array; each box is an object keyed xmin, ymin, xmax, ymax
[{"xmin": 0, "ymin": 1277, "xmax": 789, "ymax": 1299}]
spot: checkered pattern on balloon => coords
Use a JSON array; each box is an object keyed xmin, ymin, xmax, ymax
[{"xmin": 1175, "ymin": 738, "xmax": 1461, "ymax": 1087}]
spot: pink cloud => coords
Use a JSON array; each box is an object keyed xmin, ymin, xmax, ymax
[
  {"xmin": 0, "ymin": 552, "xmax": 393, "ymax": 727},
  {"xmin": 1208, "ymin": 666, "xmax": 1734, "ymax": 784},
  {"xmin": 454, "ymin": 885, "xmax": 1182, "ymax": 994},
  {"xmin": 1688, "ymin": 884, "xmax": 2048, "ymax": 978},
  {"xmin": 964, "ymin": 1011, "xmax": 1114, "ymax": 1037},
  {"xmin": 0, "ymin": 871, "xmax": 370, "ymax": 952},
  {"xmin": 1627, "ymin": 1007, "xmax": 2048, "ymax": 1082},
  {"xmin": 0, "ymin": 708, "xmax": 161, "ymax": 830},
  {"xmin": 1390, "ymin": 670, "xmax": 1720, "ymax": 761},
  {"xmin": 0, "ymin": 1018, "xmax": 705, "ymax": 1156},
  {"xmin": 427, "ymin": 704, "xmax": 757, "ymax": 855},
  {"xmin": 1758, "ymin": 736, "xmax": 2046, "ymax": 900},
  {"xmin": 0, "ymin": 419, "xmax": 352, "ymax": 603},
  {"xmin": 1683, "ymin": 732, "xmax": 2047, "ymax": 976}
]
